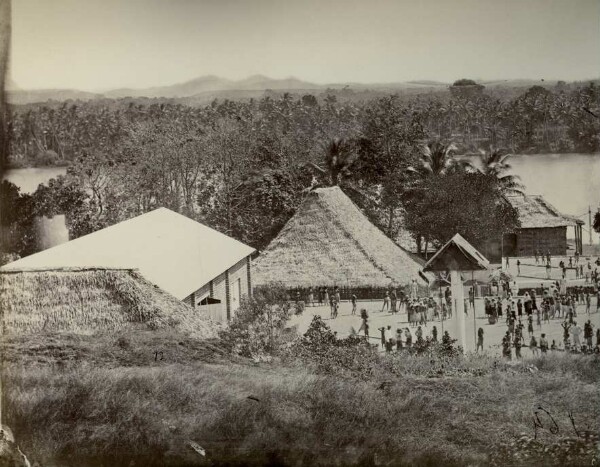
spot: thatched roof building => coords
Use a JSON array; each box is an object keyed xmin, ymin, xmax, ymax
[
  {"xmin": 2, "ymin": 208, "xmax": 255, "ymax": 320},
  {"xmin": 254, "ymin": 186, "xmax": 428, "ymax": 288},
  {"xmin": 506, "ymin": 195, "xmax": 583, "ymax": 229},
  {"xmin": 0, "ymin": 268, "xmax": 218, "ymax": 338},
  {"xmin": 2, "ymin": 208, "xmax": 255, "ymax": 301},
  {"xmin": 503, "ymin": 195, "xmax": 584, "ymax": 256}
]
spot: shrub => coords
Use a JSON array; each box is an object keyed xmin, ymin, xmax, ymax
[
  {"xmin": 219, "ymin": 283, "xmax": 293, "ymax": 359},
  {"xmin": 285, "ymin": 316, "xmax": 380, "ymax": 379}
]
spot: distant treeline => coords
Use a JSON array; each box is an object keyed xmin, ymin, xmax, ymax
[
  {"xmin": 1, "ymin": 80, "xmax": 598, "ymax": 263},
  {"xmin": 7, "ymin": 81, "xmax": 600, "ymax": 169}
]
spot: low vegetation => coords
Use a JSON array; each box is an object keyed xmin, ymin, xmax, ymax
[{"xmin": 2, "ymin": 314, "xmax": 599, "ymax": 466}]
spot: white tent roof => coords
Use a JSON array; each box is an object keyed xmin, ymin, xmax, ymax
[{"xmin": 2, "ymin": 208, "xmax": 255, "ymax": 299}]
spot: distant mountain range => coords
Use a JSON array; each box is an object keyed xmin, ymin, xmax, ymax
[{"xmin": 5, "ymin": 75, "xmax": 581, "ymax": 105}]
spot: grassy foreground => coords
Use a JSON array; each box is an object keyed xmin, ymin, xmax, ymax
[{"xmin": 1, "ymin": 331, "xmax": 599, "ymax": 467}]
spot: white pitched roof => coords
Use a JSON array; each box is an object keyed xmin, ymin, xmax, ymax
[{"xmin": 2, "ymin": 208, "xmax": 255, "ymax": 299}]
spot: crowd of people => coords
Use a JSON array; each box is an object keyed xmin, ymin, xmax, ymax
[
  {"xmin": 356, "ymin": 307, "xmax": 454, "ymax": 352},
  {"xmin": 530, "ymin": 251, "xmax": 600, "ymax": 282},
  {"xmin": 295, "ymin": 258, "xmax": 600, "ymax": 356},
  {"xmin": 495, "ymin": 281, "xmax": 600, "ymax": 358}
]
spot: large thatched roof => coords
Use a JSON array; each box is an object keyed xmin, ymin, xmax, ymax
[
  {"xmin": 506, "ymin": 195, "xmax": 583, "ymax": 229},
  {"xmin": 254, "ymin": 186, "xmax": 428, "ymax": 287},
  {"xmin": 0, "ymin": 268, "xmax": 218, "ymax": 338}
]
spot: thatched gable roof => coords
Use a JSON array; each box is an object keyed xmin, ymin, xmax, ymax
[
  {"xmin": 253, "ymin": 186, "xmax": 428, "ymax": 287},
  {"xmin": 506, "ymin": 195, "xmax": 583, "ymax": 229},
  {"xmin": 0, "ymin": 268, "xmax": 218, "ymax": 338}
]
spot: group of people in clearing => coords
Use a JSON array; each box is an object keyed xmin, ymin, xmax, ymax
[{"xmin": 295, "ymin": 267, "xmax": 600, "ymax": 356}]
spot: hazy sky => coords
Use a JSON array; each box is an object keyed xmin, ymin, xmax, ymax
[{"xmin": 10, "ymin": 0, "xmax": 600, "ymax": 91}]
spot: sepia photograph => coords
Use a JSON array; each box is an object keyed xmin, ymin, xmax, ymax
[{"xmin": 0, "ymin": 0, "xmax": 599, "ymax": 465}]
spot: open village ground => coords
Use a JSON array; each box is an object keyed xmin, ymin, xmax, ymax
[{"xmin": 289, "ymin": 255, "xmax": 600, "ymax": 355}]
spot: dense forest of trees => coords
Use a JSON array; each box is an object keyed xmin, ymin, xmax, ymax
[{"xmin": 2, "ymin": 81, "xmax": 599, "ymax": 264}]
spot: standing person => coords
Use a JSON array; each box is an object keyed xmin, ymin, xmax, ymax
[
  {"xmin": 324, "ymin": 288, "xmax": 330, "ymax": 308},
  {"xmin": 329, "ymin": 292, "xmax": 335, "ymax": 318},
  {"xmin": 517, "ymin": 259, "xmax": 521, "ymax": 276},
  {"xmin": 404, "ymin": 328, "xmax": 412, "ymax": 348},
  {"xmin": 517, "ymin": 298, "xmax": 523, "ymax": 318},
  {"xmin": 390, "ymin": 289, "xmax": 397, "ymax": 314},
  {"xmin": 444, "ymin": 287, "xmax": 452, "ymax": 317},
  {"xmin": 358, "ymin": 309, "xmax": 369, "ymax": 337},
  {"xmin": 410, "ymin": 279, "xmax": 418, "ymax": 301},
  {"xmin": 547, "ymin": 251, "xmax": 551, "ymax": 265},
  {"xmin": 514, "ymin": 332, "xmax": 522, "ymax": 359},
  {"xmin": 396, "ymin": 329, "xmax": 403, "ymax": 351},
  {"xmin": 543, "ymin": 300, "xmax": 550, "ymax": 324},
  {"xmin": 585, "ymin": 292, "xmax": 591, "ymax": 314},
  {"xmin": 505, "ymin": 256, "xmax": 510, "ymax": 269},
  {"xmin": 524, "ymin": 292, "xmax": 532, "ymax": 316},
  {"xmin": 477, "ymin": 327, "xmax": 484, "ymax": 352},
  {"xmin": 527, "ymin": 315, "xmax": 534, "ymax": 336},
  {"xmin": 415, "ymin": 325, "xmax": 423, "ymax": 345},
  {"xmin": 540, "ymin": 333, "xmax": 548, "ymax": 354},
  {"xmin": 546, "ymin": 261, "xmax": 552, "ymax": 279},
  {"xmin": 432, "ymin": 325, "xmax": 438, "ymax": 342},
  {"xmin": 530, "ymin": 335, "xmax": 539, "ymax": 356},
  {"xmin": 334, "ymin": 286, "xmax": 341, "ymax": 308},
  {"xmin": 562, "ymin": 321, "xmax": 572, "ymax": 348},
  {"xmin": 378, "ymin": 326, "xmax": 387, "ymax": 348},
  {"xmin": 535, "ymin": 250, "xmax": 539, "ymax": 265},
  {"xmin": 596, "ymin": 288, "xmax": 600, "ymax": 313},
  {"xmin": 351, "ymin": 293, "xmax": 357, "ymax": 315},
  {"xmin": 584, "ymin": 320, "xmax": 594, "ymax": 348},
  {"xmin": 502, "ymin": 332, "xmax": 512, "ymax": 360},
  {"xmin": 398, "ymin": 289, "xmax": 407, "ymax": 314},
  {"xmin": 570, "ymin": 321, "xmax": 582, "ymax": 350},
  {"xmin": 508, "ymin": 315, "xmax": 515, "ymax": 336},
  {"xmin": 307, "ymin": 287, "xmax": 314, "ymax": 307},
  {"xmin": 332, "ymin": 299, "xmax": 339, "ymax": 319},
  {"xmin": 469, "ymin": 287, "xmax": 475, "ymax": 312},
  {"xmin": 381, "ymin": 291, "xmax": 390, "ymax": 313}
]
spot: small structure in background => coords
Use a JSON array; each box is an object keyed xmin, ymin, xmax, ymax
[
  {"xmin": 503, "ymin": 194, "xmax": 584, "ymax": 256},
  {"xmin": 253, "ymin": 186, "xmax": 430, "ymax": 292},
  {"xmin": 424, "ymin": 233, "xmax": 489, "ymax": 352},
  {"xmin": 1, "ymin": 208, "xmax": 255, "ymax": 322}
]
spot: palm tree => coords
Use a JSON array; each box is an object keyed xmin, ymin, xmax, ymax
[
  {"xmin": 406, "ymin": 140, "xmax": 462, "ymax": 178},
  {"xmin": 404, "ymin": 140, "xmax": 465, "ymax": 257},
  {"xmin": 305, "ymin": 137, "xmax": 358, "ymax": 187},
  {"xmin": 474, "ymin": 148, "xmax": 524, "ymax": 195}
]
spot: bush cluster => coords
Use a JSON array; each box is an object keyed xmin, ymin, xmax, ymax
[{"xmin": 218, "ymin": 284, "xmax": 293, "ymax": 359}]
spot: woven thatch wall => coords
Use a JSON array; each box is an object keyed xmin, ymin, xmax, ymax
[
  {"xmin": 254, "ymin": 186, "xmax": 429, "ymax": 288},
  {"xmin": 0, "ymin": 268, "xmax": 218, "ymax": 338}
]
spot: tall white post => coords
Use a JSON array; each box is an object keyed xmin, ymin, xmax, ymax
[{"xmin": 450, "ymin": 270, "xmax": 467, "ymax": 352}]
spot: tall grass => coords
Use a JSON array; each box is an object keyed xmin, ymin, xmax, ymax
[{"xmin": 2, "ymin": 333, "xmax": 599, "ymax": 466}]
